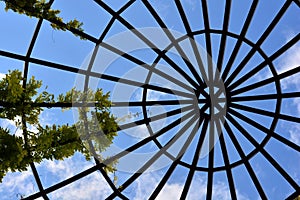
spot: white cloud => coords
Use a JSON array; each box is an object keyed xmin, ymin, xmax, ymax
[
  {"xmin": 0, "ymin": 153, "xmax": 112, "ymax": 199},
  {"xmin": 48, "ymin": 172, "xmax": 112, "ymax": 200},
  {"xmin": 276, "ymin": 33, "xmax": 300, "ymax": 144},
  {"xmin": 289, "ymin": 126, "xmax": 300, "ymax": 146},
  {"xmin": 35, "ymin": 153, "xmax": 92, "ymax": 181},
  {"xmin": 131, "ymin": 124, "xmax": 149, "ymax": 139},
  {"xmin": 277, "ymin": 43, "xmax": 300, "ymax": 90},
  {"xmin": 0, "ymin": 108, "xmax": 55, "ymax": 138},
  {"xmin": 43, "ymin": 157, "xmax": 112, "ymax": 200},
  {"xmin": 1, "ymin": 155, "xmax": 251, "ymax": 199},
  {"xmin": 132, "ymin": 171, "xmax": 161, "ymax": 200},
  {"xmin": 157, "ymin": 183, "xmax": 183, "ymax": 199},
  {"xmin": 253, "ymin": 34, "xmax": 300, "ymax": 85},
  {"xmin": 132, "ymin": 171, "xmax": 249, "ymax": 200},
  {"xmin": 0, "ymin": 151, "xmax": 112, "ymax": 199},
  {"xmin": 0, "ymin": 167, "xmax": 38, "ymax": 200},
  {"xmin": 0, "ymin": 117, "xmax": 39, "ymax": 137},
  {"xmin": 0, "ymin": 117, "xmax": 23, "ymax": 137},
  {"xmin": 0, "ymin": 73, "xmax": 5, "ymax": 79},
  {"xmin": 38, "ymin": 110, "xmax": 56, "ymax": 127}
]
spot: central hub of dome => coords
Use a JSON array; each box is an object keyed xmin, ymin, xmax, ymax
[{"xmin": 197, "ymin": 86, "xmax": 227, "ymax": 116}]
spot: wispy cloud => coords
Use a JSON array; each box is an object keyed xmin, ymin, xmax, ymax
[
  {"xmin": 131, "ymin": 171, "xmax": 249, "ymax": 200},
  {"xmin": 278, "ymin": 43, "xmax": 300, "ymax": 90},
  {"xmin": 289, "ymin": 126, "xmax": 300, "ymax": 146},
  {"xmin": 1, "ymin": 153, "xmax": 251, "ymax": 199},
  {"xmin": 0, "ymin": 117, "xmax": 40, "ymax": 137},
  {"xmin": 184, "ymin": 0, "xmax": 198, "ymax": 10},
  {"xmin": 276, "ymin": 32, "xmax": 300, "ymax": 146},
  {"xmin": 0, "ymin": 168, "xmax": 38, "ymax": 200},
  {"xmin": 36, "ymin": 154, "xmax": 112, "ymax": 199},
  {"xmin": 0, "ymin": 73, "xmax": 5, "ymax": 79},
  {"xmin": 0, "ymin": 153, "xmax": 111, "ymax": 198},
  {"xmin": 0, "ymin": 153, "xmax": 112, "ymax": 199},
  {"xmin": 48, "ymin": 173, "xmax": 111, "ymax": 200},
  {"xmin": 36, "ymin": 153, "xmax": 94, "ymax": 181}
]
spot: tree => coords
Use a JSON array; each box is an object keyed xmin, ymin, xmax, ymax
[
  {"xmin": 0, "ymin": 1, "xmax": 118, "ymax": 183},
  {"xmin": 1, "ymin": 0, "xmax": 84, "ymax": 38},
  {"xmin": 0, "ymin": 70, "xmax": 118, "ymax": 182},
  {"xmin": 0, "ymin": 0, "xmax": 118, "ymax": 184}
]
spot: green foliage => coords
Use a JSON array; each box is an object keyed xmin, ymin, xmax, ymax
[
  {"xmin": 0, "ymin": 70, "xmax": 46, "ymax": 125},
  {"xmin": 58, "ymin": 87, "xmax": 118, "ymax": 172},
  {"xmin": 1, "ymin": 0, "xmax": 85, "ymax": 39},
  {"xmin": 31, "ymin": 124, "xmax": 89, "ymax": 161},
  {"xmin": 0, "ymin": 127, "xmax": 27, "ymax": 179},
  {"xmin": 0, "ymin": 70, "xmax": 118, "ymax": 182}
]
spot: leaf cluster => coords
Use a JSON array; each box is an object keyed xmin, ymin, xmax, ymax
[
  {"xmin": 0, "ymin": 70, "xmax": 118, "ymax": 182},
  {"xmin": 58, "ymin": 87, "xmax": 118, "ymax": 172},
  {"xmin": 0, "ymin": 127, "xmax": 27, "ymax": 180},
  {"xmin": 0, "ymin": 70, "xmax": 49, "ymax": 125},
  {"xmin": 1, "ymin": 0, "xmax": 84, "ymax": 39}
]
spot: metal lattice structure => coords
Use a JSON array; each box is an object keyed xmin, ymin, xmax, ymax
[{"xmin": 0, "ymin": 0, "xmax": 300, "ymax": 199}]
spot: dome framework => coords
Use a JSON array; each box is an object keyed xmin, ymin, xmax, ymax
[{"xmin": 0, "ymin": 0, "xmax": 299, "ymax": 199}]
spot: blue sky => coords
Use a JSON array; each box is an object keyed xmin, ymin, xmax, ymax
[{"xmin": 0, "ymin": 0, "xmax": 300, "ymax": 199}]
